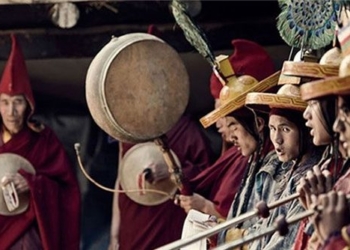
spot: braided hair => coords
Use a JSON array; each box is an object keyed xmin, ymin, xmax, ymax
[{"xmin": 229, "ymin": 108, "xmax": 270, "ymax": 226}]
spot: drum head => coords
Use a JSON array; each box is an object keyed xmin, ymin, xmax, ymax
[
  {"xmin": 119, "ymin": 142, "xmax": 179, "ymax": 206},
  {"xmin": 86, "ymin": 33, "xmax": 190, "ymax": 143},
  {"xmin": 0, "ymin": 153, "xmax": 35, "ymax": 216}
]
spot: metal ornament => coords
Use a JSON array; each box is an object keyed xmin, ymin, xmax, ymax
[{"xmin": 277, "ymin": 0, "xmax": 341, "ymax": 50}]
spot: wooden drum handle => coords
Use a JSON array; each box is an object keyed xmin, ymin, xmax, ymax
[{"xmin": 154, "ymin": 137, "xmax": 193, "ymax": 195}]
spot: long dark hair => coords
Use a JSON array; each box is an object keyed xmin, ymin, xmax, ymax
[
  {"xmin": 319, "ymin": 96, "xmax": 345, "ymax": 180},
  {"xmin": 229, "ymin": 109, "xmax": 271, "ymax": 224}
]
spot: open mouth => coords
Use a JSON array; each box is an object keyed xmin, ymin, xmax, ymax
[
  {"xmin": 305, "ymin": 122, "xmax": 313, "ymax": 136},
  {"xmin": 233, "ymin": 142, "xmax": 241, "ymax": 151},
  {"xmin": 310, "ymin": 128, "xmax": 314, "ymax": 136},
  {"xmin": 275, "ymin": 148, "xmax": 284, "ymax": 155},
  {"xmin": 340, "ymin": 139, "xmax": 348, "ymax": 150},
  {"xmin": 305, "ymin": 122, "xmax": 313, "ymax": 130}
]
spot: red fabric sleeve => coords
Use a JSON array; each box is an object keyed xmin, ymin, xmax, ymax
[
  {"xmin": 190, "ymin": 146, "xmax": 248, "ymax": 217},
  {"xmin": 321, "ymin": 233, "xmax": 348, "ymax": 250},
  {"xmin": 293, "ymin": 219, "xmax": 310, "ymax": 250}
]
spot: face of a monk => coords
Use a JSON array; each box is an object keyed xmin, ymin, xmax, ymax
[
  {"xmin": 333, "ymin": 96, "xmax": 350, "ymax": 157},
  {"xmin": 226, "ymin": 116, "xmax": 257, "ymax": 156},
  {"xmin": 0, "ymin": 94, "xmax": 27, "ymax": 134},
  {"xmin": 215, "ymin": 99, "xmax": 230, "ymax": 143},
  {"xmin": 269, "ymin": 114, "xmax": 300, "ymax": 162},
  {"xmin": 217, "ymin": 118, "xmax": 230, "ymax": 143},
  {"xmin": 303, "ymin": 100, "xmax": 331, "ymax": 146}
]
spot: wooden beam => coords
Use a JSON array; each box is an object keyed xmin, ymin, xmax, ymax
[
  {"xmin": 0, "ymin": 18, "xmax": 284, "ymax": 60},
  {"xmin": 0, "ymin": 0, "xmax": 117, "ymax": 4}
]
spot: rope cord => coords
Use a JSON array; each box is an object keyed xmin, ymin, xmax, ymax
[{"xmin": 74, "ymin": 142, "xmax": 173, "ymax": 199}]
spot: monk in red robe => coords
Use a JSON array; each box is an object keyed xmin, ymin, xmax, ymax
[
  {"xmin": 0, "ymin": 35, "xmax": 81, "ymax": 250},
  {"xmin": 108, "ymin": 114, "xmax": 213, "ymax": 250}
]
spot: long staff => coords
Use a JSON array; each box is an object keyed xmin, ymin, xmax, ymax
[
  {"xmin": 214, "ymin": 194, "xmax": 350, "ymax": 250},
  {"xmin": 155, "ymin": 193, "xmax": 299, "ymax": 250}
]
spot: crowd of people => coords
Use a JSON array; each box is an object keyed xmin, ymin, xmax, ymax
[
  {"xmin": 107, "ymin": 24, "xmax": 350, "ymax": 249},
  {"xmin": 2, "ymin": 11, "xmax": 350, "ymax": 250}
]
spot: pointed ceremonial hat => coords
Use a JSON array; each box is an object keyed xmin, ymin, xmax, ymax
[{"xmin": 0, "ymin": 34, "xmax": 35, "ymax": 115}]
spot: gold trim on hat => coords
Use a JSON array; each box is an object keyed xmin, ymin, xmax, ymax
[
  {"xmin": 300, "ymin": 75, "xmax": 350, "ymax": 101},
  {"xmin": 200, "ymin": 71, "xmax": 280, "ymax": 128},
  {"xmin": 245, "ymin": 92, "xmax": 307, "ymax": 112},
  {"xmin": 278, "ymin": 74, "xmax": 303, "ymax": 85},
  {"xmin": 282, "ymin": 61, "xmax": 339, "ymax": 79}
]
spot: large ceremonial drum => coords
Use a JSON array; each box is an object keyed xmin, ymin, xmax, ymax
[{"xmin": 86, "ymin": 33, "xmax": 190, "ymax": 143}]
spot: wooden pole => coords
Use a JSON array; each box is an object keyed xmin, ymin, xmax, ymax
[{"xmin": 0, "ymin": 0, "xmax": 118, "ymax": 5}]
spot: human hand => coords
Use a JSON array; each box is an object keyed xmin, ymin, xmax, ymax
[
  {"xmin": 297, "ymin": 164, "xmax": 333, "ymax": 209},
  {"xmin": 177, "ymin": 193, "xmax": 207, "ymax": 213},
  {"xmin": 311, "ymin": 191, "xmax": 350, "ymax": 243},
  {"xmin": 107, "ymin": 242, "xmax": 119, "ymax": 250},
  {"xmin": 1, "ymin": 173, "xmax": 29, "ymax": 194},
  {"xmin": 225, "ymin": 228, "xmax": 249, "ymax": 249},
  {"xmin": 143, "ymin": 163, "xmax": 170, "ymax": 184}
]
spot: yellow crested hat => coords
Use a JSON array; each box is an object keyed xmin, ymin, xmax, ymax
[
  {"xmin": 200, "ymin": 71, "xmax": 280, "ymax": 128},
  {"xmin": 300, "ymin": 75, "xmax": 350, "ymax": 101},
  {"xmin": 246, "ymin": 84, "xmax": 307, "ymax": 113},
  {"xmin": 300, "ymin": 44, "xmax": 350, "ymax": 101},
  {"xmin": 278, "ymin": 47, "xmax": 342, "ymax": 85},
  {"xmin": 200, "ymin": 39, "xmax": 278, "ymax": 128}
]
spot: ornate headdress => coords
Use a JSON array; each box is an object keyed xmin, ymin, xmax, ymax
[{"xmin": 201, "ymin": 40, "xmax": 277, "ymax": 128}]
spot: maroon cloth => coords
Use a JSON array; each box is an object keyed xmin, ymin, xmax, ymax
[
  {"xmin": 334, "ymin": 165, "xmax": 350, "ymax": 194},
  {"xmin": 9, "ymin": 224, "xmax": 42, "ymax": 249},
  {"xmin": 319, "ymin": 163, "xmax": 350, "ymax": 249},
  {"xmin": 321, "ymin": 233, "xmax": 348, "ymax": 250},
  {"xmin": 293, "ymin": 219, "xmax": 309, "ymax": 250},
  {"xmin": 118, "ymin": 115, "xmax": 213, "ymax": 250},
  {"xmin": 190, "ymin": 146, "xmax": 248, "ymax": 217},
  {"xmin": 0, "ymin": 126, "xmax": 81, "ymax": 250},
  {"xmin": 293, "ymin": 156, "xmax": 345, "ymax": 250},
  {"xmin": 210, "ymin": 39, "xmax": 275, "ymax": 99}
]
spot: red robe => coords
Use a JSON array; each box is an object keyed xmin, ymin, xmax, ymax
[
  {"xmin": 0, "ymin": 126, "xmax": 81, "ymax": 250},
  {"xmin": 317, "ymin": 163, "xmax": 350, "ymax": 250},
  {"xmin": 189, "ymin": 146, "xmax": 248, "ymax": 217},
  {"xmin": 118, "ymin": 115, "xmax": 213, "ymax": 250},
  {"xmin": 293, "ymin": 155, "xmax": 345, "ymax": 250},
  {"xmin": 320, "ymin": 232, "xmax": 348, "ymax": 250}
]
